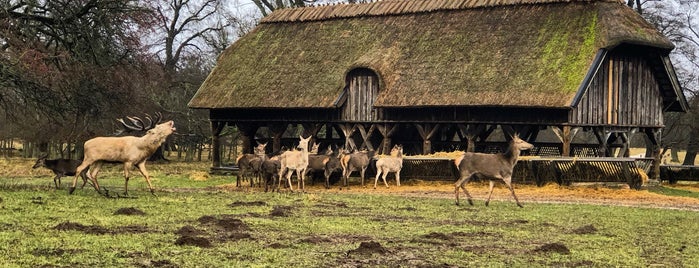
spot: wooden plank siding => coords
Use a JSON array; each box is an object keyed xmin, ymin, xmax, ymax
[
  {"xmin": 342, "ymin": 69, "xmax": 380, "ymax": 121},
  {"xmin": 571, "ymin": 52, "xmax": 663, "ymax": 127}
]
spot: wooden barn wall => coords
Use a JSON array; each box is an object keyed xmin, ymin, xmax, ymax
[
  {"xmin": 571, "ymin": 52, "xmax": 663, "ymax": 127},
  {"xmin": 342, "ymin": 71, "xmax": 380, "ymax": 121}
]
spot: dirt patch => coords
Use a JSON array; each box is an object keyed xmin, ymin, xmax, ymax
[
  {"xmin": 348, "ymin": 241, "xmax": 389, "ymax": 256},
  {"xmin": 571, "ymin": 224, "xmax": 598, "ymax": 234},
  {"xmin": 149, "ymin": 259, "xmax": 177, "ymax": 268},
  {"xmin": 228, "ymin": 201, "xmax": 267, "ymax": 207},
  {"xmin": 114, "ymin": 207, "xmax": 146, "ymax": 216},
  {"xmin": 300, "ymin": 235, "xmax": 333, "ymax": 244},
  {"xmin": 114, "ymin": 225, "xmax": 150, "ymax": 234},
  {"xmin": 175, "ymin": 236, "xmax": 212, "ymax": 248},
  {"xmin": 54, "ymin": 222, "xmax": 108, "ymax": 235},
  {"xmin": 422, "ymin": 232, "xmax": 451, "ymax": 240},
  {"xmin": 175, "ymin": 225, "xmax": 205, "ymax": 236},
  {"xmin": 268, "ymin": 242, "xmax": 288, "ymax": 249},
  {"xmin": 533, "ymin": 242, "xmax": 570, "ymax": 254},
  {"xmin": 270, "ymin": 205, "xmax": 293, "ymax": 217}
]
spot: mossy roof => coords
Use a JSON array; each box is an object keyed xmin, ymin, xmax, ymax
[{"xmin": 188, "ymin": 0, "xmax": 674, "ymax": 109}]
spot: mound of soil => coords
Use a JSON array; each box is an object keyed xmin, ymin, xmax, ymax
[
  {"xmin": 114, "ymin": 207, "xmax": 146, "ymax": 216},
  {"xmin": 270, "ymin": 205, "xmax": 293, "ymax": 217},
  {"xmin": 53, "ymin": 221, "xmax": 107, "ymax": 235},
  {"xmin": 348, "ymin": 241, "xmax": 389, "ymax": 256},
  {"xmin": 228, "ymin": 201, "xmax": 267, "ymax": 207},
  {"xmin": 214, "ymin": 216, "xmax": 248, "ymax": 232},
  {"xmin": 534, "ymin": 242, "xmax": 570, "ymax": 254},
  {"xmin": 175, "ymin": 235, "xmax": 211, "ymax": 248},
  {"xmin": 300, "ymin": 235, "xmax": 333, "ymax": 244},
  {"xmin": 422, "ymin": 232, "xmax": 451, "ymax": 240},
  {"xmin": 175, "ymin": 225, "xmax": 205, "ymax": 236},
  {"xmin": 197, "ymin": 215, "xmax": 217, "ymax": 224},
  {"xmin": 571, "ymin": 224, "xmax": 598, "ymax": 234}
]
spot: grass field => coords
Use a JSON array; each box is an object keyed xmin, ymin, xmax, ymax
[{"xmin": 1, "ymin": 158, "xmax": 698, "ymax": 267}]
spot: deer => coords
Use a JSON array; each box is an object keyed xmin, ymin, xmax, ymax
[
  {"xmin": 304, "ymin": 145, "xmax": 333, "ymax": 186},
  {"xmin": 278, "ymin": 135, "xmax": 311, "ymax": 192},
  {"xmin": 236, "ymin": 142, "xmax": 268, "ymax": 187},
  {"xmin": 454, "ymin": 134, "xmax": 533, "ymax": 208},
  {"xmin": 374, "ymin": 144, "xmax": 403, "ymax": 189},
  {"xmin": 322, "ymin": 146, "xmax": 344, "ymax": 189},
  {"xmin": 33, "ymin": 155, "xmax": 89, "ymax": 189},
  {"xmin": 339, "ymin": 148, "xmax": 375, "ymax": 189},
  {"xmin": 69, "ymin": 114, "xmax": 176, "ymax": 196}
]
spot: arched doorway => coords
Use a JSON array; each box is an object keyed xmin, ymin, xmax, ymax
[{"xmin": 341, "ymin": 68, "xmax": 380, "ymax": 121}]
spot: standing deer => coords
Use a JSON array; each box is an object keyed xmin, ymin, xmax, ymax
[
  {"xmin": 340, "ymin": 148, "xmax": 375, "ymax": 189},
  {"xmin": 374, "ymin": 144, "xmax": 403, "ymax": 189},
  {"xmin": 69, "ymin": 114, "xmax": 175, "ymax": 196},
  {"xmin": 33, "ymin": 155, "xmax": 89, "ymax": 189},
  {"xmin": 236, "ymin": 142, "xmax": 268, "ymax": 187},
  {"xmin": 454, "ymin": 134, "xmax": 533, "ymax": 208},
  {"xmin": 278, "ymin": 135, "xmax": 311, "ymax": 192}
]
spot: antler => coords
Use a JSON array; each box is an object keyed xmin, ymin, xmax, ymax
[{"xmin": 115, "ymin": 112, "xmax": 163, "ymax": 135}]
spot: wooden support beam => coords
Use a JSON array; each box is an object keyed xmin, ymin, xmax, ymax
[
  {"xmin": 338, "ymin": 124, "xmax": 357, "ymax": 151},
  {"xmin": 237, "ymin": 123, "xmax": 259, "ymax": 154},
  {"xmin": 210, "ymin": 121, "xmax": 226, "ymax": 167},
  {"xmin": 355, "ymin": 124, "xmax": 377, "ymax": 151},
  {"xmin": 552, "ymin": 126, "xmax": 579, "ymax": 157},
  {"xmin": 269, "ymin": 123, "xmax": 287, "ymax": 154},
  {"xmin": 376, "ymin": 123, "xmax": 398, "ymax": 154},
  {"xmin": 415, "ymin": 123, "xmax": 440, "ymax": 154}
]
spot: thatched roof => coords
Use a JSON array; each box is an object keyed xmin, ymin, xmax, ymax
[{"xmin": 189, "ymin": 0, "xmax": 675, "ymax": 109}]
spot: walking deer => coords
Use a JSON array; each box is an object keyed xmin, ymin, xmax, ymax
[
  {"xmin": 374, "ymin": 144, "xmax": 403, "ymax": 189},
  {"xmin": 340, "ymin": 148, "xmax": 375, "ymax": 189},
  {"xmin": 70, "ymin": 115, "xmax": 175, "ymax": 196},
  {"xmin": 454, "ymin": 134, "xmax": 533, "ymax": 208},
  {"xmin": 33, "ymin": 155, "xmax": 89, "ymax": 189},
  {"xmin": 278, "ymin": 135, "xmax": 311, "ymax": 192}
]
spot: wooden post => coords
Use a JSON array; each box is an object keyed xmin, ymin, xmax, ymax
[
  {"xmin": 269, "ymin": 123, "xmax": 287, "ymax": 154},
  {"xmin": 552, "ymin": 126, "xmax": 579, "ymax": 157},
  {"xmin": 211, "ymin": 121, "xmax": 226, "ymax": 167},
  {"xmin": 415, "ymin": 123, "xmax": 440, "ymax": 155},
  {"xmin": 237, "ymin": 123, "xmax": 258, "ymax": 155},
  {"xmin": 645, "ymin": 128, "xmax": 662, "ymax": 184},
  {"xmin": 377, "ymin": 123, "xmax": 398, "ymax": 155}
]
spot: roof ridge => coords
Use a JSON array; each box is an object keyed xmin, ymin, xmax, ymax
[{"xmin": 261, "ymin": 0, "xmax": 623, "ymax": 23}]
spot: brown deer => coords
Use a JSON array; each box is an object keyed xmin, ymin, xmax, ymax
[
  {"xmin": 374, "ymin": 144, "xmax": 403, "ymax": 189},
  {"xmin": 33, "ymin": 155, "xmax": 89, "ymax": 189},
  {"xmin": 69, "ymin": 114, "xmax": 175, "ymax": 196},
  {"xmin": 278, "ymin": 135, "xmax": 311, "ymax": 192},
  {"xmin": 339, "ymin": 148, "xmax": 375, "ymax": 189},
  {"xmin": 236, "ymin": 142, "xmax": 268, "ymax": 187},
  {"xmin": 304, "ymin": 145, "xmax": 333, "ymax": 186},
  {"xmin": 454, "ymin": 134, "xmax": 533, "ymax": 208}
]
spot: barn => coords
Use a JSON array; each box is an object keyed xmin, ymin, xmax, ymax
[{"xmin": 188, "ymin": 0, "xmax": 688, "ymax": 180}]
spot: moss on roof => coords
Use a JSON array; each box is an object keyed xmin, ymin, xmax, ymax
[{"xmin": 188, "ymin": 0, "xmax": 673, "ymax": 109}]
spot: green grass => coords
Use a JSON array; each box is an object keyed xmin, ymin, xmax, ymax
[
  {"xmin": 1, "ymin": 170, "xmax": 698, "ymax": 268},
  {"xmin": 3, "ymin": 159, "xmax": 699, "ymax": 267}
]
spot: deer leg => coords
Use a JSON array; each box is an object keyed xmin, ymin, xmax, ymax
[
  {"xmin": 454, "ymin": 174, "xmax": 474, "ymax": 206},
  {"xmin": 70, "ymin": 160, "xmax": 93, "ymax": 194},
  {"xmin": 79, "ymin": 170, "xmax": 89, "ymax": 189},
  {"xmin": 136, "ymin": 162, "xmax": 156, "ymax": 195},
  {"xmin": 383, "ymin": 171, "xmax": 390, "ymax": 188},
  {"xmin": 299, "ymin": 169, "xmax": 306, "ymax": 192},
  {"xmin": 374, "ymin": 168, "xmax": 381, "ymax": 189},
  {"xmin": 123, "ymin": 162, "xmax": 133, "ymax": 196},
  {"xmin": 54, "ymin": 174, "xmax": 62, "ymax": 189},
  {"xmin": 395, "ymin": 170, "xmax": 401, "ymax": 187},
  {"xmin": 504, "ymin": 178, "xmax": 524, "ymax": 208},
  {"xmin": 286, "ymin": 169, "xmax": 294, "ymax": 192},
  {"xmin": 485, "ymin": 180, "xmax": 495, "ymax": 206},
  {"xmin": 360, "ymin": 168, "xmax": 366, "ymax": 187}
]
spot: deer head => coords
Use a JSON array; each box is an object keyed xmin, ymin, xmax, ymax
[{"xmin": 32, "ymin": 154, "xmax": 48, "ymax": 169}]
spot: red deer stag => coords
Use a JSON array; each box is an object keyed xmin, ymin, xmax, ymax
[
  {"xmin": 374, "ymin": 144, "xmax": 403, "ymax": 189},
  {"xmin": 278, "ymin": 135, "xmax": 311, "ymax": 192},
  {"xmin": 69, "ymin": 114, "xmax": 175, "ymax": 196},
  {"xmin": 455, "ymin": 134, "xmax": 533, "ymax": 208},
  {"xmin": 33, "ymin": 155, "xmax": 89, "ymax": 189}
]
